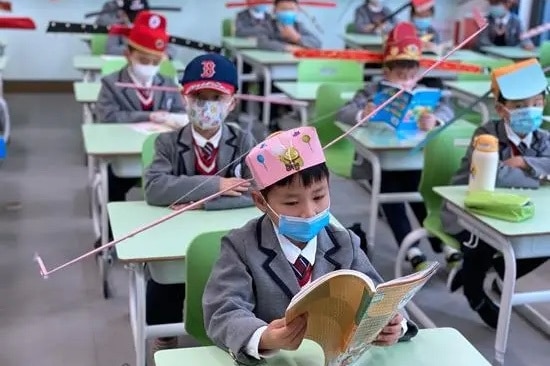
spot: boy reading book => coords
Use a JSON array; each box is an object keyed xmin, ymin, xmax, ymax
[
  {"xmin": 442, "ymin": 59, "xmax": 549, "ymax": 329},
  {"xmin": 202, "ymin": 126, "xmax": 418, "ymax": 365},
  {"xmin": 337, "ymin": 22, "xmax": 459, "ymax": 272}
]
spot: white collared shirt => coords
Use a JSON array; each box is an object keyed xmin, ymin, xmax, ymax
[
  {"xmin": 244, "ymin": 223, "xmax": 408, "ymax": 360},
  {"xmin": 249, "ymin": 7, "xmax": 266, "ymax": 20},
  {"xmin": 495, "ymin": 12, "xmax": 510, "ymax": 27},
  {"xmin": 191, "ymin": 125, "xmax": 222, "ymax": 149},
  {"xmin": 504, "ymin": 122, "xmax": 533, "ymax": 148}
]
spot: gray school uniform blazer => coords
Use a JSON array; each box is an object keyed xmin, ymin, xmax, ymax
[
  {"xmin": 235, "ymin": 9, "xmax": 271, "ymax": 38},
  {"xmin": 257, "ymin": 18, "xmax": 321, "ymax": 51},
  {"xmin": 476, "ymin": 13, "xmax": 533, "ymax": 49},
  {"xmin": 441, "ymin": 120, "xmax": 550, "ymax": 234},
  {"xmin": 96, "ymin": 66, "xmax": 185, "ymax": 123},
  {"xmin": 203, "ymin": 216, "xmax": 419, "ymax": 364},
  {"xmin": 337, "ymin": 81, "xmax": 455, "ymax": 126},
  {"xmin": 353, "ymin": 4, "xmax": 394, "ymax": 34},
  {"xmin": 144, "ymin": 123, "xmax": 256, "ymax": 210},
  {"xmin": 94, "ymin": 1, "xmax": 121, "ymax": 26}
]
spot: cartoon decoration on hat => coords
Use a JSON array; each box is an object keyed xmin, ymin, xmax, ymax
[
  {"xmin": 83, "ymin": 0, "xmax": 181, "ymax": 21},
  {"xmin": 47, "ymin": 8, "xmax": 221, "ymax": 53},
  {"xmin": 246, "ymin": 127, "xmax": 325, "ymax": 189},
  {"xmin": 292, "ymin": 21, "xmax": 489, "ymax": 74}
]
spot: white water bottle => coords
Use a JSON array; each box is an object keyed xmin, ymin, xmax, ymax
[{"xmin": 468, "ymin": 134, "xmax": 499, "ymax": 192}]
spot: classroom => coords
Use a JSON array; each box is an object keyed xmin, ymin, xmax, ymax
[{"xmin": 1, "ymin": 0, "xmax": 549, "ymax": 365}]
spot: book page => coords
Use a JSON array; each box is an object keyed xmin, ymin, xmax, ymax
[
  {"xmin": 285, "ymin": 271, "xmax": 375, "ymax": 366},
  {"xmin": 129, "ymin": 122, "xmax": 173, "ymax": 135},
  {"xmin": 342, "ymin": 262, "xmax": 439, "ymax": 359},
  {"xmin": 371, "ymin": 83, "xmax": 413, "ymax": 128}
]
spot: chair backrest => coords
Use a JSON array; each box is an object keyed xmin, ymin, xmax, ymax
[
  {"xmin": 222, "ymin": 18, "xmax": 235, "ymax": 37},
  {"xmin": 457, "ymin": 58, "xmax": 513, "ymax": 81},
  {"xmin": 141, "ymin": 133, "xmax": 159, "ymax": 186},
  {"xmin": 297, "ymin": 60, "xmax": 364, "ymax": 83},
  {"xmin": 313, "ymin": 82, "xmax": 364, "ymax": 145},
  {"xmin": 159, "ymin": 59, "xmax": 177, "ymax": 79},
  {"xmin": 101, "ymin": 58, "xmax": 127, "ymax": 76},
  {"xmin": 90, "ymin": 35, "xmax": 108, "ymax": 56},
  {"xmin": 419, "ymin": 122, "xmax": 477, "ymax": 216},
  {"xmin": 539, "ymin": 41, "xmax": 550, "ymax": 70},
  {"xmin": 184, "ymin": 230, "xmax": 229, "ymax": 346},
  {"xmin": 345, "ymin": 22, "xmax": 355, "ymax": 33}
]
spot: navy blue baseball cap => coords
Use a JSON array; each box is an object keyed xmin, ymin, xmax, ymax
[{"xmin": 181, "ymin": 53, "xmax": 238, "ymax": 95}]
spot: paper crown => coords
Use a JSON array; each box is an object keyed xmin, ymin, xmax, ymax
[
  {"xmin": 109, "ymin": 11, "xmax": 168, "ymax": 55},
  {"xmin": 491, "ymin": 59, "xmax": 548, "ymax": 100},
  {"xmin": 246, "ymin": 126, "xmax": 325, "ymax": 190},
  {"xmin": 383, "ymin": 22, "xmax": 422, "ymax": 62},
  {"xmin": 181, "ymin": 54, "xmax": 238, "ymax": 95},
  {"xmin": 412, "ymin": 0, "xmax": 434, "ymax": 12}
]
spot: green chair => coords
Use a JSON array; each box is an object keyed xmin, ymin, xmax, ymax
[
  {"xmin": 297, "ymin": 60, "xmax": 364, "ymax": 83},
  {"xmin": 313, "ymin": 82, "xmax": 363, "ymax": 178},
  {"xmin": 90, "ymin": 35, "xmax": 108, "ymax": 56},
  {"xmin": 539, "ymin": 41, "xmax": 550, "ymax": 74},
  {"xmin": 394, "ymin": 121, "xmax": 477, "ymax": 278},
  {"xmin": 222, "ymin": 18, "xmax": 235, "ymax": 37},
  {"xmin": 345, "ymin": 22, "xmax": 355, "ymax": 33},
  {"xmin": 100, "ymin": 58, "xmax": 127, "ymax": 76},
  {"xmin": 159, "ymin": 59, "xmax": 177, "ymax": 79},
  {"xmin": 141, "ymin": 133, "xmax": 159, "ymax": 189},
  {"xmin": 184, "ymin": 230, "xmax": 228, "ymax": 346}
]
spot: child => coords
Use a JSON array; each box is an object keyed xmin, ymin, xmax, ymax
[
  {"xmin": 235, "ymin": 0, "xmax": 272, "ymax": 38},
  {"xmin": 257, "ymin": 0, "xmax": 321, "ymax": 52},
  {"xmin": 94, "ymin": 0, "xmax": 122, "ymax": 26},
  {"xmin": 94, "ymin": 11, "xmax": 185, "ymax": 247},
  {"xmin": 477, "ymin": 0, "xmax": 535, "ymax": 50},
  {"xmin": 202, "ymin": 126, "xmax": 418, "ymax": 364},
  {"xmin": 442, "ymin": 59, "xmax": 549, "ymax": 329},
  {"xmin": 410, "ymin": 0, "xmax": 440, "ymax": 46},
  {"xmin": 337, "ymin": 22, "xmax": 459, "ymax": 271},
  {"xmin": 353, "ymin": 0, "xmax": 394, "ymax": 34},
  {"xmin": 144, "ymin": 53, "xmax": 256, "ymax": 350}
]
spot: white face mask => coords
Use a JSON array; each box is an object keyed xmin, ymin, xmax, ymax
[{"xmin": 131, "ymin": 63, "xmax": 159, "ymax": 84}]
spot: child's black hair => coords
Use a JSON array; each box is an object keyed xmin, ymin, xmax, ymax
[
  {"xmin": 274, "ymin": 0, "xmax": 297, "ymax": 5},
  {"xmin": 260, "ymin": 162, "xmax": 330, "ymax": 197},
  {"xmin": 411, "ymin": 5, "xmax": 435, "ymax": 16},
  {"xmin": 383, "ymin": 59, "xmax": 420, "ymax": 70},
  {"xmin": 497, "ymin": 91, "xmax": 547, "ymax": 104}
]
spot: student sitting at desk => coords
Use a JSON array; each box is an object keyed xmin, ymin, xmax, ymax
[
  {"xmin": 476, "ymin": 0, "xmax": 534, "ymax": 50},
  {"xmin": 442, "ymin": 59, "xmax": 549, "ymax": 329},
  {"xmin": 337, "ymin": 22, "xmax": 459, "ymax": 272},
  {"xmin": 353, "ymin": 0, "xmax": 394, "ymax": 34},
  {"xmin": 144, "ymin": 53, "xmax": 255, "ymax": 350},
  {"xmin": 236, "ymin": 0, "xmax": 272, "ymax": 38},
  {"xmin": 94, "ymin": 0, "xmax": 122, "ymax": 26},
  {"xmin": 94, "ymin": 10, "xmax": 186, "ymax": 249},
  {"xmin": 106, "ymin": 0, "xmax": 176, "ymax": 58},
  {"xmin": 257, "ymin": 0, "xmax": 321, "ymax": 52},
  {"xmin": 410, "ymin": 0, "xmax": 440, "ymax": 47},
  {"xmin": 203, "ymin": 126, "xmax": 418, "ymax": 364}
]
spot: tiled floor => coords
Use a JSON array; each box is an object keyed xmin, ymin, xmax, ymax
[{"xmin": 0, "ymin": 93, "xmax": 548, "ymax": 366}]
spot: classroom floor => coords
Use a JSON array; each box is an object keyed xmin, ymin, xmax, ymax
[{"xmin": 0, "ymin": 93, "xmax": 548, "ymax": 366}]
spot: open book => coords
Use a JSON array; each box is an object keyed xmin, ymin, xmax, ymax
[
  {"xmin": 129, "ymin": 114, "xmax": 189, "ymax": 135},
  {"xmin": 371, "ymin": 81, "xmax": 442, "ymax": 138},
  {"xmin": 285, "ymin": 262, "xmax": 439, "ymax": 366}
]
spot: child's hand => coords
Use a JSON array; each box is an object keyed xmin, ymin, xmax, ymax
[
  {"xmin": 259, "ymin": 315, "xmax": 308, "ymax": 352},
  {"xmin": 364, "ymin": 24, "xmax": 376, "ymax": 33},
  {"xmin": 220, "ymin": 177, "xmax": 251, "ymax": 196},
  {"xmin": 171, "ymin": 202, "xmax": 203, "ymax": 210},
  {"xmin": 285, "ymin": 45, "xmax": 304, "ymax": 53},
  {"xmin": 360, "ymin": 102, "xmax": 377, "ymax": 121},
  {"xmin": 522, "ymin": 43, "xmax": 535, "ymax": 51},
  {"xmin": 150, "ymin": 111, "xmax": 169, "ymax": 123},
  {"xmin": 373, "ymin": 313, "xmax": 404, "ymax": 346},
  {"xmin": 280, "ymin": 26, "xmax": 300, "ymax": 43},
  {"xmin": 503, "ymin": 156, "xmax": 527, "ymax": 169},
  {"xmin": 417, "ymin": 113, "xmax": 438, "ymax": 131}
]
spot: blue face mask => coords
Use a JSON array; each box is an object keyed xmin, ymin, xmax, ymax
[
  {"xmin": 508, "ymin": 106, "xmax": 544, "ymax": 136},
  {"xmin": 253, "ymin": 5, "xmax": 269, "ymax": 13},
  {"xmin": 413, "ymin": 17, "xmax": 432, "ymax": 31},
  {"xmin": 489, "ymin": 4, "xmax": 508, "ymax": 18},
  {"xmin": 276, "ymin": 10, "xmax": 297, "ymax": 26},
  {"xmin": 277, "ymin": 208, "xmax": 330, "ymax": 243}
]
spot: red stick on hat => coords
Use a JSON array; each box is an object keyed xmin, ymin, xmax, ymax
[
  {"xmin": 226, "ymin": 1, "xmax": 335, "ymax": 7},
  {"xmin": 0, "ymin": 17, "xmax": 36, "ymax": 29}
]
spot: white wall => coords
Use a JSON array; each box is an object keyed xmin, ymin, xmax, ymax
[{"xmin": 2, "ymin": 0, "xmax": 455, "ymax": 81}]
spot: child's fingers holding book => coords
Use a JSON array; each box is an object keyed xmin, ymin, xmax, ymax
[
  {"xmin": 259, "ymin": 315, "xmax": 308, "ymax": 351},
  {"xmin": 372, "ymin": 313, "xmax": 403, "ymax": 346}
]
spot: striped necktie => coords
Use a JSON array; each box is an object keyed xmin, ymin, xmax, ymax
[
  {"xmin": 292, "ymin": 255, "xmax": 312, "ymax": 287},
  {"xmin": 201, "ymin": 142, "xmax": 214, "ymax": 159}
]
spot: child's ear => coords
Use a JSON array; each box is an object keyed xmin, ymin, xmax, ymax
[
  {"xmin": 251, "ymin": 191, "xmax": 268, "ymax": 213},
  {"xmin": 228, "ymin": 96, "xmax": 237, "ymax": 112}
]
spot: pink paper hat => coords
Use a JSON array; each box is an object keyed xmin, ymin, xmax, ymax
[{"xmin": 246, "ymin": 126, "xmax": 326, "ymax": 190}]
